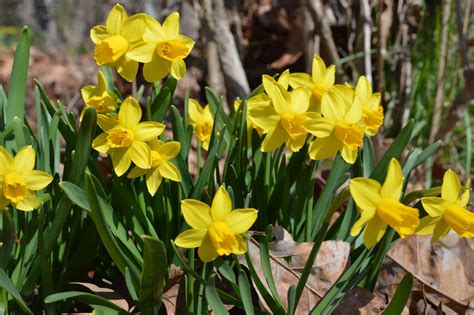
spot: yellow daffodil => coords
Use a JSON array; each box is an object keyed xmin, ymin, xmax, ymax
[
  {"xmin": 127, "ymin": 140, "xmax": 181, "ymax": 196},
  {"xmin": 80, "ymin": 71, "xmax": 117, "ymax": 120},
  {"xmin": 127, "ymin": 12, "xmax": 195, "ymax": 82},
  {"xmin": 234, "ymin": 96, "xmax": 267, "ymax": 146},
  {"xmin": 175, "ymin": 186, "xmax": 258, "ymax": 262},
  {"xmin": 355, "ymin": 76, "xmax": 384, "ymax": 136},
  {"xmin": 0, "ymin": 146, "xmax": 53, "ymax": 211},
  {"xmin": 188, "ymin": 99, "xmax": 214, "ymax": 151},
  {"xmin": 90, "ymin": 4, "xmax": 147, "ymax": 81},
  {"xmin": 92, "ymin": 97, "xmax": 165, "ymax": 176},
  {"xmin": 306, "ymin": 86, "xmax": 365, "ymax": 164},
  {"xmin": 288, "ymin": 54, "xmax": 336, "ymax": 112},
  {"xmin": 418, "ymin": 170, "xmax": 473, "ymax": 241},
  {"xmin": 248, "ymin": 75, "xmax": 319, "ymax": 152},
  {"xmin": 349, "ymin": 159, "xmax": 419, "ymax": 248}
]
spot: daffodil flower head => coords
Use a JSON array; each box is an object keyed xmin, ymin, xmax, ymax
[
  {"xmin": 307, "ymin": 85, "xmax": 365, "ymax": 164},
  {"xmin": 349, "ymin": 158, "xmax": 420, "ymax": 248},
  {"xmin": 188, "ymin": 99, "xmax": 214, "ymax": 151},
  {"xmin": 91, "ymin": 4, "xmax": 148, "ymax": 81},
  {"xmin": 248, "ymin": 75, "xmax": 320, "ymax": 152},
  {"xmin": 0, "ymin": 146, "xmax": 53, "ymax": 211},
  {"xmin": 355, "ymin": 76, "xmax": 384, "ymax": 136},
  {"xmin": 127, "ymin": 140, "xmax": 181, "ymax": 196},
  {"xmin": 80, "ymin": 71, "xmax": 117, "ymax": 120},
  {"xmin": 127, "ymin": 12, "xmax": 195, "ymax": 82},
  {"xmin": 418, "ymin": 170, "xmax": 473, "ymax": 241},
  {"xmin": 92, "ymin": 96, "xmax": 165, "ymax": 176},
  {"xmin": 288, "ymin": 54, "xmax": 336, "ymax": 113},
  {"xmin": 174, "ymin": 186, "xmax": 258, "ymax": 262}
]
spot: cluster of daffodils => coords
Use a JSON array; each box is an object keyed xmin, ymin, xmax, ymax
[
  {"xmin": 91, "ymin": 4, "xmax": 194, "ymax": 82},
  {"xmin": 245, "ymin": 55, "xmax": 383, "ymax": 164},
  {"xmin": 350, "ymin": 159, "xmax": 473, "ymax": 248},
  {"xmin": 0, "ymin": 146, "xmax": 52, "ymax": 211}
]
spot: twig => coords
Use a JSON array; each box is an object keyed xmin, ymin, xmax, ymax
[
  {"xmin": 361, "ymin": 0, "xmax": 373, "ymax": 84},
  {"xmin": 429, "ymin": 0, "xmax": 451, "ymax": 144}
]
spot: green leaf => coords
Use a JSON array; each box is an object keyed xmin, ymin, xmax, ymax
[
  {"xmin": 0, "ymin": 269, "xmax": 32, "ymax": 314},
  {"xmin": 205, "ymin": 281, "xmax": 230, "ymax": 315},
  {"xmin": 150, "ymin": 87, "xmax": 171, "ymax": 122},
  {"xmin": 45, "ymin": 291, "xmax": 128, "ymax": 314},
  {"xmin": 59, "ymin": 181, "xmax": 91, "ymax": 213},
  {"xmin": 259, "ymin": 240, "xmax": 283, "ymax": 307},
  {"xmin": 139, "ymin": 236, "xmax": 167, "ymax": 315},
  {"xmin": 238, "ymin": 271, "xmax": 255, "ymax": 315},
  {"xmin": 413, "ymin": 140, "xmax": 442, "ymax": 169},
  {"xmin": 0, "ymin": 211, "xmax": 15, "ymax": 268},
  {"xmin": 170, "ymin": 105, "xmax": 190, "ymax": 160},
  {"xmin": 382, "ymin": 273, "xmax": 413, "ymax": 315},
  {"xmin": 6, "ymin": 27, "xmax": 30, "ymax": 123}
]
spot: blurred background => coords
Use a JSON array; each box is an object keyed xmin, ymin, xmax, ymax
[{"xmin": 0, "ymin": 0, "xmax": 472, "ymax": 184}]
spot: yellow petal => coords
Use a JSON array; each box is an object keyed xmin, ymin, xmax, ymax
[
  {"xmin": 162, "ymin": 12, "xmax": 180, "ymax": 39},
  {"xmin": 311, "ymin": 55, "xmax": 327, "ymax": 82},
  {"xmin": 170, "ymin": 60, "xmax": 186, "ymax": 80},
  {"xmin": 363, "ymin": 216, "xmax": 387, "ymax": 248},
  {"xmin": 416, "ymin": 216, "xmax": 441, "ymax": 235},
  {"xmin": 225, "ymin": 208, "xmax": 258, "ymax": 234},
  {"xmin": 262, "ymin": 75, "xmax": 291, "ymax": 114},
  {"xmin": 111, "ymin": 148, "xmax": 131, "ymax": 176},
  {"xmin": 248, "ymin": 106, "xmax": 280, "ymax": 133},
  {"xmin": 380, "ymin": 158, "xmax": 404, "ymax": 200},
  {"xmin": 457, "ymin": 180, "xmax": 471, "ymax": 207},
  {"xmin": 175, "ymin": 229, "xmax": 207, "ymax": 248},
  {"xmin": 198, "ymin": 233, "xmax": 219, "ymax": 262},
  {"xmin": 121, "ymin": 13, "xmax": 148, "ymax": 42},
  {"xmin": 127, "ymin": 166, "xmax": 147, "ymax": 179},
  {"xmin": 24, "ymin": 170, "xmax": 53, "ymax": 190},
  {"xmin": 421, "ymin": 197, "xmax": 446, "ymax": 217},
  {"xmin": 0, "ymin": 188, "xmax": 9, "ymax": 209},
  {"xmin": 340, "ymin": 145, "xmax": 358, "ymax": 164},
  {"xmin": 116, "ymin": 58, "xmax": 138, "ymax": 82},
  {"xmin": 181, "ymin": 199, "xmax": 212, "ymax": 229},
  {"xmin": 158, "ymin": 161, "xmax": 181, "ymax": 182},
  {"xmin": 441, "ymin": 170, "xmax": 461, "ymax": 203},
  {"xmin": 277, "ymin": 69, "xmax": 290, "ymax": 90},
  {"xmin": 344, "ymin": 96, "xmax": 363, "ymax": 124},
  {"xmin": 14, "ymin": 146, "xmax": 35, "ymax": 173},
  {"xmin": 323, "ymin": 65, "xmax": 336, "ymax": 86},
  {"xmin": 321, "ymin": 89, "xmax": 345, "ymax": 121},
  {"xmin": 146, "ymin": 167, "xmax": 162, "ymax": 196},
  {"xmin": 176, "ymin": 34, "xmax": 195, "ymax": 53},
  {"xmin": 188, "ymin": 99, "xmax": 204, "ymax": 123},
  {"xmin": 288, "ymin": 72, "xmax": 315, "ymax": 89},
  {"xmin": 350, "ymin": 206, "xmax": 376, "ymax": 236},
  {"xmin": 92, "ymin": 133, "xmax": 110, "ymax": 154},
  {"xmin": 355, "ymin": 75, "xmax": 372, "ymax": 104},
  {"xmin": 443, "ymin": 204, "xmax": 474, "ymax": 238},
  {"xmin": 377, "ymin": 198, "xmax": 419, "ymax": 238},
  {"xmin": 0, "ymin": 147, "xmax": 13, "ymax": 174},
  {"xmin": 129, "ymin": 141, "xmax": 151, "ymax": 169},
  {"xmin": 159, "ymin": 141, "xmax": 181, "ymax": 159},
  {"xmin": 211, "ymin": 186, "xmax": 233, "ymax": 222},
  {"xmin": 431, "ymin": 220, "xmax": 451, "ymax": 242},
  {"xmin": 106, "ymin": 4, "xmax": 127, "ymax": 35},
  {"xmin": 302, "ymin": 117, "xmax": 334, "ymax": 137},
  {"xmin": 290, "ymin": 87, "xmax": 311, "ymax": 114},
  {"xmin": 127, "ymin": 41, "xmax": 156, "ymax": 63},
  {"xmin": 285, "ymin": 134, "xmax": 307, "ymax": 152},
  {"xmin": 15, "ymin": 190, "xmax": 37, "ymax": 211},
  {"xmin": 350, "ymin": 178, "xmax": 381, "ymax": 211},
  {"xmin": 143, "ymin": 55, "xmax": 170, "ymax": 82},
  {"xmin": 119, "ymin": 97, "xmax": 142, "ymax": 129},
  {"xmin": 97, "ymin": 114, "xmax": 118, "ymax": 131},
  {"xmin": 261, "ymin": 123, "xmax": 286, "ymax": 152},
  {"xmin": 90, "ymin": 25, "xmax": 109, "ymax": 44},
  {"xmin": 308, "ymin": 135, "xmax": 341, "ymax": 161},
  {"xmin": 232, "ymin": 234, "xmax": 248, "ymax": 254},
  {"xmin": 134, "ymin": 122, "xmax": 165, "ymax": 141}
]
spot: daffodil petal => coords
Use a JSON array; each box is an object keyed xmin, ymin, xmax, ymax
[
  {"xmin": 127, "ymin": 166, "xmax": 147, "ymax": 178},
  {"xmin": 341, "ymin": 145, "xmax": 358, "ymax": 164},
  {"xmin": 363, "ymin": 216, "xmax": 387, "ymax": 248},
  {"xmin": 15, "ymin": 190, "xmax": 37, "ymax": 211},
  {"xmin": 421, "ymin": 197, "xmax": 446, "ymax": 217},
  {"xmin": 277, "ymin": 69, "xmax": 290, "ymax": 89},
  {"xmin": 344, "ymin": 97, "xmax": 363, "ymax": 124},
  {"xmin": 23, "ymin": 170, "xmax": 53, "ymax": 190},
  {"xmin": 321, "ymin": 89, "xmax": 345, "ymax": 121},
  {"xmin": 175, "ymin": 229, "xmax": 207, "ymax": 248},
  {"xmin": 106, "ymin": 4, "xmax": 127, "ymax": 35},
  {"xmin": 233, "ymin": 234, "xmax": 248, "ymax": 254},
  {"xmin": 134, "ymin": 122, "xmax": 165, "ymax": 141},
  {"xmin": 97, "ymin": 114, "xmax": 118, "ymax": 131},
  {"xmin": 129, "ymin": 141, "xmax": 151, "ymax": 169},
  {"xmin": 119, "ymin": 97, "xmax": 142, "ymax": 129},
  {"xmin": 0, "ymin": 189, "xmax": 9, "ymax": 209},
  {"xmin": 14, "ymin": 146, "xmax": 35, "ymax": 173},
  {"xmin": 312, "ymin": 55, "xmax": 327, "ymax": 82},
  {"xmin": 146, "ymin": 167, "xmax": 162, "ymax": 196},
  {"xmin": 416, "ymin": 216, "xmax": 441, "ymax": 235},
  {"xmin": 225, "ymin": 208, "xmax": 258, "ymax": 234},
  {"xmin": 159, "ymin": 141, "xmax": 181, "ymax": 159},
  {"xmin": 158, "ymin": 161, "xmax": 181, "ymax": 182},
  {"xmin": 90, "ymin": 25, "xmax": 109, "ymax": 44},
  {"xmin": 443, "ymin": 204, "xmax": 474, "ymax": 238},
  {"xmin": 308, "ymin": 135, "xmax": 341, "ymax": 161},
  {"xmin": 441, "ymin": 170, "xmax": 461, "ymax": 203},
  {"xmin": 262, "ymin": 75, "xmax": 291, "ymax": 115},
  {"xmin": 350, "ymin": 206, "xmax": 376, "ymax": 236},
  {"xmin": 0, "ymin": 146, "xmax": 13, "ymax": 174},
  {"xmin": 380, "ymin": 158, "xmax": 404, "ymax": 200},
  {"xmin": 377, "ymin": 198, "xmax": 419, "ymax": 238},
  {"xmin": 355, "ymin": 75, "xmax": 372, "ymax": 104},
  {"xmin": 198, "ymin": 233, "xmax": 219, "ymax": 262},
  {"xmin": 302, "ymin": 117, "xmax": 335, "ymax": 137},
  {"xmin": 143, "ymin": 54, "xmax": 170, "ymax": 82},
  {"xmin": 261, "ymin": 123, "xmax": 286, "ymax": 152},
  {"xmin": 457, "ymin": 181, "xmax": 471, "ymax": 207},
  {"xmin": 323, "ymin": 65, "xmax": 336, "ymax": 86},
  {"xmin": 248, "ymin": 106, "xmax": 280, "ymax": 133},
  {"xmin": 181, "ymin": 199, "xmax": 212, "ymax": 229},
  {"xmin": 121, "ymin": 13, "xmax": 148, "ymax": 42},
  {"xmin": 285, "ymin": 134, "xmax": 307, "ymax": 152},
  {"xmin": 111, "ymin": 148, "xmax": 131, "ymax": 176},
  {"xmin": 288, "ymin": 72, "xmax": 315, "ymax": 89},
  {"xmin": 162, "ymin": 12, "xmax": 180, "ymax": 39},
  {"xmin": 350, "ymin": 178, "xmax": 381, "ymax": 211},
  {"xmin": 211, "ymin": 186, "xmax": 233, "ymax": 222},
  {"xmin": 117, "ymin": 58, "xmax": 138, "ymax": 82},
  {"xmin": 127, "ymin": 41, "xmax": 156, "ymax": 63},
  {"xmin": 290, "ymin": 87, "xmax": 311, "ymax": 114},
  {"xmin": 431, "ymin": 220, "xmax": 451, "ymax": 242},
  {"xmin": 170, "ymin": 59, "xmax": 186, "ymax": 80},
  {"xmin": 92, "ymin": 133, "xmax": 110, "ymax": 153}
]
